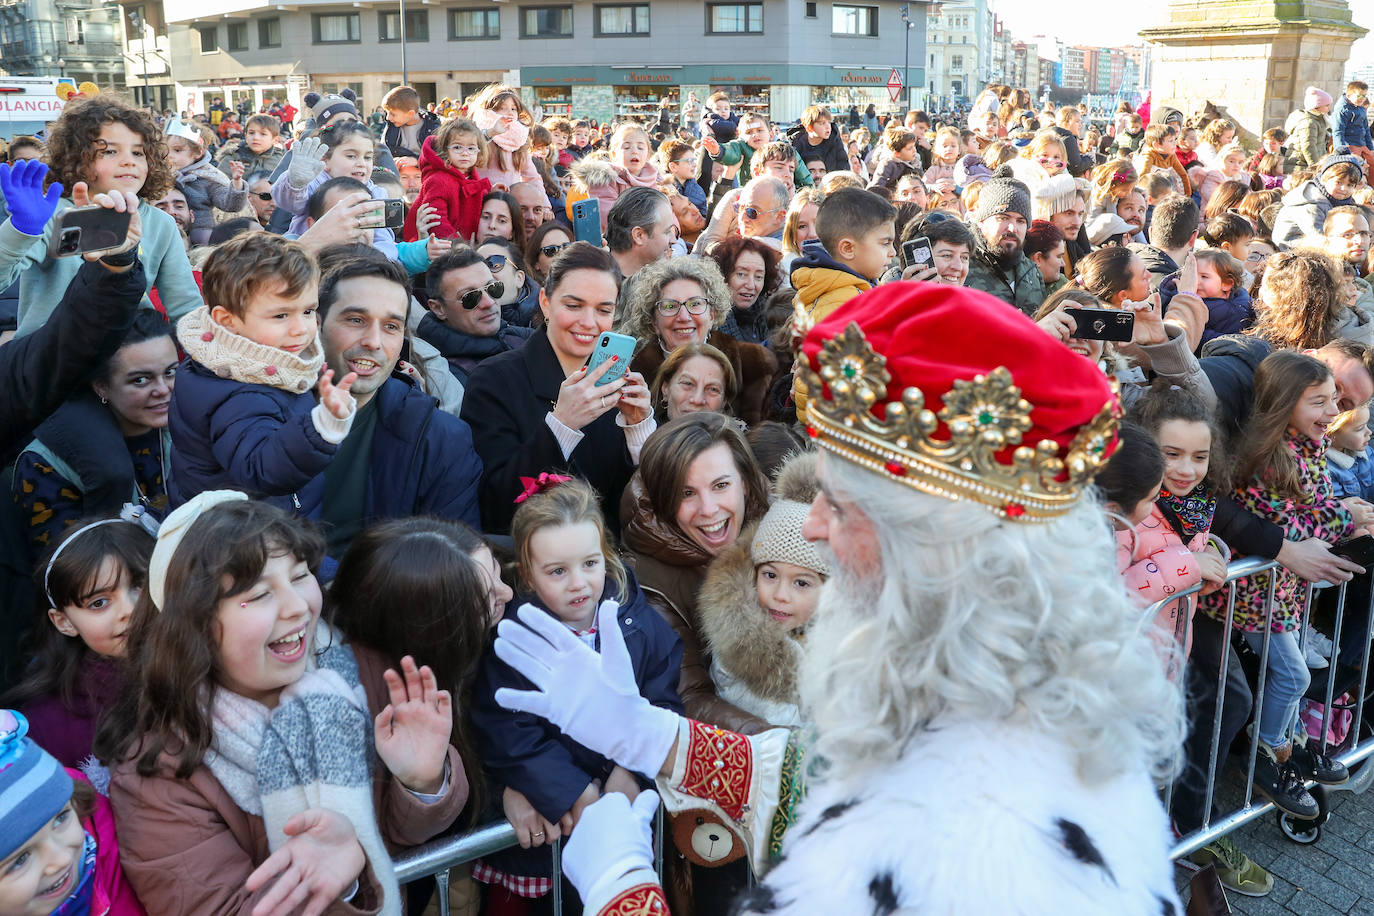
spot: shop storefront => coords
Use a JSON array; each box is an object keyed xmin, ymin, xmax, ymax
[
  {"xmin": 520, "ymin": 64, "xmax": 923, "ymax": 126},
  {"xmin": 175, "ymin": 78, "xmax": 303, "ymax": 120}
]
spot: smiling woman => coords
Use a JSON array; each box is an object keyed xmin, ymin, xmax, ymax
[
  {"xmin": 12, "ymin": 311, "xmax": 177, "ymax": 569},
  {"xmin": 461, "ymin": 242, "xmax": 654, "ymax": 535},
  {"xmin": 619, "ymin": 412, "xmax": 773, "ymax": 734}
]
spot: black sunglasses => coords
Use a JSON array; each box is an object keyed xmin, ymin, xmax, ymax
[
  {"xmin": 252, "ymin": 191, "xmax": 273, "ymax": 201},
  {"xmin": 482, "ymin": 254, "xmax": 508, "ymax": 272},
  {"xmin": 539, "ymin": 242, "xmax": 571, "ymax": 258},
  {"xmin": 455, "ymin": 280, "xmax": 504, "ymax": 310}
]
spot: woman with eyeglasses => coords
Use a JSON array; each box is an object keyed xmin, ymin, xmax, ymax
[
  {"xmin": 460, "ymin": 242, "xmax": 654, "ymax": 535},
  {"xmin": 524, "ymin": 221, "xmax": 572, "ymax": 286},
  {"xmin": 709, "ymin": 235, "xmax": 781, "ymax": 346},
  {"xmin": 620, "ymin": 257, "xmax": 777, "ymax": 426},
  {"xmin": 476, "ymin": 237, "xmax": 541, "ymax": 327}
]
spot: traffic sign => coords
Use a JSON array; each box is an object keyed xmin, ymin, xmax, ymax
[{"xmin": 887, "ymin": 68, "xmax": 903, "ymax": 103}]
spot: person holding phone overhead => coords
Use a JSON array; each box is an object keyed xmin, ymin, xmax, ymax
[
  {"xmin": 0, "ymin": 96, "xmax": 200, "ymax": 338},
  {"xmin": 462, "ymin": 242, "xmax": 655, "ymax": 535}
]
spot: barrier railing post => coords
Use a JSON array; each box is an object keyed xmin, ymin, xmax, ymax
[
  {"xmin": 1320, "ymin": 581, "xmax": 1349, "ymax": 754},
  {"xmin": 1356, "ymin": 582, "xmax": 1374, "ymax": 753},
  {"xmin": 1241, "ymin": 572, "xmax": 1278, "ymax": 809},
  {"xmin": 551, "ymin": 838, "xmax": 563, "ymax": 915},
  {"xmin": 434, "ymin": 867, "xmax": 451, "ymax": 916}
]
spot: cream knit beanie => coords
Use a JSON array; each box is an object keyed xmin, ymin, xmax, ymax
[{"xmin": 750, "ymin": 499, "xmax": 829, "ymax": 577}]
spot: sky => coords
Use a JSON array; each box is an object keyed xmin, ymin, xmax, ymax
[{"xmin": 988, "ymin": 0, "xmax": 1374, "ymax": 75}]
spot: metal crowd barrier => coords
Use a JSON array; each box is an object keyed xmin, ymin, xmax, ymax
[
  {"xmin": 392, "ymin": 553, "xmax": 1374, "ymax": 909},
  {"xmin": 391, "ymin": 808, "xmax": 669, "ymax": 916},
  {"xmin": 1150, "ymin": 555, "xmax": 1374, "ymax": 860}
]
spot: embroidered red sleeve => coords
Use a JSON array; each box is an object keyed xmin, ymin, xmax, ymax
[
  {"xmin": 674, "ymin": 720, "xmax": 753, "ymax": 821},
  {"xmin": 601, "ymin": 882, "xmax": 670, "ymax": 915}
]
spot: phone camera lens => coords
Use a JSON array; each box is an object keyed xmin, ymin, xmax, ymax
[{"xmin": 601, "ymin": 337, "xmax": 609, "ymax": 346}]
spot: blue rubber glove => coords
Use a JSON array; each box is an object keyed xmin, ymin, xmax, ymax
[{"xmin": 0, "ymin": 160, "xmax": 63, "ymax": 237}]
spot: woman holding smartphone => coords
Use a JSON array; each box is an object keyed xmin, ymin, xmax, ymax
[{"xmin": 461, "ymin": 242, "xmax": 655, "ymax": 535}]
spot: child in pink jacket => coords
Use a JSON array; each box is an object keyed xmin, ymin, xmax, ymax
[{"xmin": 1099, "ymin": 417, "xmax": 1228, "ymax": 679}]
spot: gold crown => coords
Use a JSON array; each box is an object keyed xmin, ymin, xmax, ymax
[{"xmin": 799, "ymin": 322, "xmax": 1119, "ymax": 523}]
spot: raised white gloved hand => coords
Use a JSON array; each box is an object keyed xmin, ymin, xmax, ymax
[
  {"xmin": 288, "ymin": 137, "xmax": 327, "ymax": 190},
  {"xmin": 563, "ymin": 790, "xmax": 659, "ymax": 910},
  {"xmin": 494, "ymin": 599, "xmax": 680, "ymax": 778}
]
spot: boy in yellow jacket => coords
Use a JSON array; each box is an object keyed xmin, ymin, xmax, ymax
[{"xmin": 790, "ymin": 187, "xmax": 897, "ymax": 415}]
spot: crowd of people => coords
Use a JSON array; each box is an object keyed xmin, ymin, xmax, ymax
[{"xmin": 0, "ymin": 72, "xmax": 1373, "ymax": 915}]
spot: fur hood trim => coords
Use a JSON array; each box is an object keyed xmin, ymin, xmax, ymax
[
  {"xmin": 772, "ymin": 451, "xmax": 821, "ymax": 504},
  {"xmin": 572, "ymin": 155, "xmax": 621, "ymax": 191},
  {"xmin": 698, "ymin": 522, "xmax": 804, "ymax": 705}
]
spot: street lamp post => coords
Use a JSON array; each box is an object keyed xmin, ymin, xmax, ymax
[
  {"xmin": 129, "ymin": 10, "xmax": 150, "ymax": 110},
  {"xmin": 900, "ymin": 4, "xmax": 913, "ymax": 111},
  {"xmin": 399, "ymin": 0, "xmax": 408, "ymax": 85}
]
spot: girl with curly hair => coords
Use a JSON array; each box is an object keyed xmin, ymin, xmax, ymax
[{"xmin": 0, "ymin": 95, "xmax": 199, "ymax": 337}]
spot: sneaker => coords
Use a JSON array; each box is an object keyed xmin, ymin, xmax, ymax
[
  {"xmin": 1190, "ymin": 836, "xmax": 1275, "ymax": 897},
  {"xmin": 1305, "ymin": 641, "xmax": 1330, "ymax": 669},
  {"xmin": 1309, "ymin": 629, "xmax": 1335, "ymax": 659},
  {"xmin": 1291, "ymin": 740, "xmax": 1350, "ymax": 785},
  {"xmin": 1252, "ymin": 745, "xmax": 1320, "ymax": 819}
]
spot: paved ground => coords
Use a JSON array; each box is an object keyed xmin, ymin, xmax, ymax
[{"xmin": 1176, "ymin": 772, "xmax": 1374, "ymax": 914}]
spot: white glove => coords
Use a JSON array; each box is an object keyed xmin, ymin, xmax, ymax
[
  {"xmin": 494, "ymin": 599, "xmax": 680, "ymax": 778},
  {"xmin": 563, "ymin": 790, "xmax": 659, "ymax": 910},
  {"xmin": 288, "ymin": 137, "xmax": 327, "ymax": 190}
]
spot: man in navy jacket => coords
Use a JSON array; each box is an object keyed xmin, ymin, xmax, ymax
[{"xmin": 317, "ymin": 248, "xmax": 482, "ymax": 556}]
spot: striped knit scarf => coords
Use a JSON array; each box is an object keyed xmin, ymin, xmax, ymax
[{"xmin": 204, "ymin": 621, "xmax": 400, "ymax": 915}]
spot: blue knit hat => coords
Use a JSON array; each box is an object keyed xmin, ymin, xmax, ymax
[{"xmin": 0, "ymin": 710, "xmax": 74, "ymax": 860}]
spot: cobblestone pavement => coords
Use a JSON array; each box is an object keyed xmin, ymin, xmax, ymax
[{"xmin": 1177, "ymin": 771, "xmax": 1374, "ymax": 914}]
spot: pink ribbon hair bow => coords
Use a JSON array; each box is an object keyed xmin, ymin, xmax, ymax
[{"xmin": 514, "ymin": 472, "xmax": 573, "ymax": 504}]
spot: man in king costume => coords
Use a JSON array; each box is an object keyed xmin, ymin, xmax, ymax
[{"xmin": 490, "ymin": 283, "xmax": 1188, "ymax": 915}]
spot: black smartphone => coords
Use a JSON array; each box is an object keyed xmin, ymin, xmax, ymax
[
  {"xmin": 902, "ymin": 236, "xmax": 933, "ymax": 269},
  {"xmin": 47, "ymin": 206, "xmax": 132, "ymax": 259},
  {"xmin": 1333, "ymin": 536, "xmax": 1374, "ymax": 568},
  {"xmin": 572, "ymin": 199, "xmax": 603, "ymax": 248},
  {"xmin": 383, "ymin": 198, "xmax": 405, "ymax": 229},
  {"xmin": 1063, "ymin": 306, "xmax": 1135, "ymax": 343}
]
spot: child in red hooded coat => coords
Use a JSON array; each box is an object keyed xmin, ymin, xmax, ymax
[{"xmin": 403, "ymin": 117, "xmax": 493, "ymax": 242}]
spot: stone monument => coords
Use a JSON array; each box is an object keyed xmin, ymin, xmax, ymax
[{"xmin": 1140, "ymin": 0, "xmax": 1367, "ymax": 135}]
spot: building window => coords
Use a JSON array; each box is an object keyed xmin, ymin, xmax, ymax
[
  {"xmin": 595, "ymin": 4, "xmax": 648, "ymax": 36},
  {"xmin": 520, "ymin": 5, "xmax": 573, "ymax": 38},
  {"xmin": 313, "ymin": 12, "xmax": 360, "ymax": 43},
  {"xmin": 450, "ymin": 8, "xmax": 499, "ymax": 39},
  {"xmin": 706, "ymin": 3, "xmax": 762, "ymax": 34},
  {"xmin": 832, "ymin": 4, "xmax": 877, "ymax": 36},
  {"xmin": 951, "ymin": 54, "xmax": 963, "ymax": 69},
  {"xmin": 197, "ymin": 25, "xmax": 217, "ymax": 52},
  {"xmin": 805, "ymin": 2, "xmax": 817, "ymax": 17},
  {"xmin": 258, "ymin": 17, "xmax": 281, "ymax": 48},
  {"xmin": 379, "ymin": 9, "xmax": 429, "ymax": 41},
  {"xmin": 226, "ymin": 21, "xmax": 248, "ymax": 51}
]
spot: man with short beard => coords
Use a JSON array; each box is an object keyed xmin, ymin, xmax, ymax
[
  {"xmin": 314, "ymin": 246, "xmax": 482, "ymax": 558},
  {"xmin": 1324, "ymin": 205, "xmax": 1374, "ymax": 312},
  {"xmin": 964, "ymin": 171, "xmax": 1045, "ymax": 315}
]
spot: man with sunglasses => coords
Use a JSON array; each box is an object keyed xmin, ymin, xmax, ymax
[
  {"xmin": 736, "ymin": 176, "xmax": 788, "ymax": 250},
  {"xmin": 245, "ymin": 171, "xmax": 276, "ymax": 227},
  {"xmin": 417, "ymin": 245, "xmax": 533, "ymax": 386}
]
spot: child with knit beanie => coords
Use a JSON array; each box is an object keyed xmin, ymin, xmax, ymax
[
  {"xmin": 698, "ymin": 451, "xmax": 829, "ymax": 727},
  {"xmin": 0, "ymin": 709, "xmax": 146, "ymax": 916}
]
